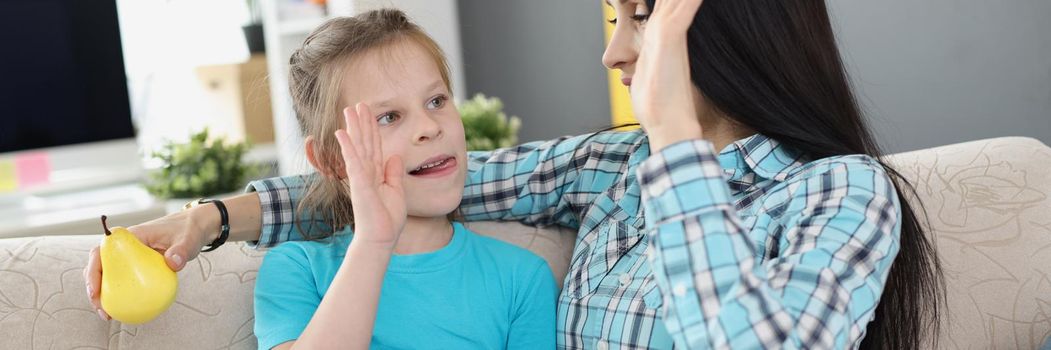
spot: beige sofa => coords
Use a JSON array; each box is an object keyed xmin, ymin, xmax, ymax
[{"xmin": 1, "ymin": 137, "xmax": 1049, "ymax": 349}]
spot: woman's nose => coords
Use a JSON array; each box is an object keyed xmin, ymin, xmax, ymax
[{"xmin": 602, "ymin": 25, "xmax": 637, "ymax": 70}]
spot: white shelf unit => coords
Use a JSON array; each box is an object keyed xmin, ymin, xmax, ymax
[
  {"xmin": 260, "ymin": 0, "xmax": 466, "ymax": 176},
  {"xmin": 277, "ymin": 17, "xmax": 327, "ymax": 35}
]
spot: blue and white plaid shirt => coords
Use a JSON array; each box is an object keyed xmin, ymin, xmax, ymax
[{"xmin": 246, "ymin": 130, "xmax": 900, "ymax": 349}]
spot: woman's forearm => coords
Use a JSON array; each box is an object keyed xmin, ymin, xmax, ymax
[
  {"xmin": 291, "ymin": 241, "xmax": 392, "ymax": 350},
  {"xmin": 189, "ymin": 192, "xmax": 264, "ymax": 243}
]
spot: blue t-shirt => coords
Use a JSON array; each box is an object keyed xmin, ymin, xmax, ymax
[{"xmin": 253, "ymin": 222, "xmax": 557, "ymax": 349}]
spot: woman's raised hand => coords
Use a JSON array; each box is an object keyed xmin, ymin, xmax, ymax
[
  {"xmin": 630, "ymin": 0, "xmax": 706, "ymax": 151},
  {"xmin": 334, "ymin": 103, "xmax": 407, "ymax": 249}
]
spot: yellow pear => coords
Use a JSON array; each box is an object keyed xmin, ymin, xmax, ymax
[{"xmin": 99, "ymin": 215, "xmax": 178, "ymax": 324}]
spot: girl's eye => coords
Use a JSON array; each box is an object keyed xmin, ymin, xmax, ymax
[
  {"xmin": 426, "ymin": 95, "xmax": 448, "ymax": 110},
  {"xmin": 377, "ymin": 113, "xmax": 399, "ymax": 126}
]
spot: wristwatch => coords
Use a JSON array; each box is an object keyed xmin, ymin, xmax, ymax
[{"xmin": 183, "ymin": 198, "xmax": 230, "ymax": 252}]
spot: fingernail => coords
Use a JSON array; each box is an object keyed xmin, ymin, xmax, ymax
[
  {"xmin": 86, "ymin": 285, "xmax": 93, "ymax": 297},
  {"xmin": 98, "ymin": 309, "xmax": 108, "ymax": 321},
  {"xmin": 171, "ymin": 254, "xmax": 183, "ymax": 268}
]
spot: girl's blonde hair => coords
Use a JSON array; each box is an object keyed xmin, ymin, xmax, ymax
[{"xmin": 289, "ymin": 9, "xmax": 453, "ymax": 239}]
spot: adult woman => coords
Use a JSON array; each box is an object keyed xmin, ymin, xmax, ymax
[{"xmin": 85, "ymin": 0, "xmax": 941, "ymax": 348}]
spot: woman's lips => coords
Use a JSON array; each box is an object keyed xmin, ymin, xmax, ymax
[{"xmin": 621, "ymin": 77, "xmax": 632, "ymax": 86}]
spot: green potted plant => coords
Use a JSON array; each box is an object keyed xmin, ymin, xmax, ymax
[
  {"xmin": 459, "ymin": 93, "xmax": 522, "ymax": 151},
  {"xmin": 144, "ymin": 129, "xmax": 261, "ymax": 212}
]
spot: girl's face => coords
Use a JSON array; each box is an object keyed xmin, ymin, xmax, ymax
[
  {"xmin": 602, "ymin": 0, "xmax": 652, "ymax": 88},
  {"xmin": 340, "ymin": 40, "xmax": 467, "ymax": 218}
]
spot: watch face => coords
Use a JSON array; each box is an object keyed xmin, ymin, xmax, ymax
[{"xmin": 182, "ymin": 198, "xmax": 206, "ymax": 211}]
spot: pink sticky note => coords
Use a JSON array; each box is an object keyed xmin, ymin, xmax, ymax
[{"xmin": 15, "ymin": 152, "xmax": 51, "ymax": 188}]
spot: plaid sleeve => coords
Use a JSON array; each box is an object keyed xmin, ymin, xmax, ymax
[
  {"xmin": 244, "ymin": 174, "xmax": 313, "ymax": 248},
  {"xmin": 638, "ymin": 140, "xmax": 901, "ymax": 349},
  {"xmin": 459, "ymin": 130, "xmax": 644, "ymax": 228}
]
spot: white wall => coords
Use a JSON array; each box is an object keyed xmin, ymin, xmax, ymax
[
  {"xmin": 117, "ymin": 0, "xmax": 251, "ymax": 151},
  {"xmin": 830, "ymin": 1, "xmax": 1051, "ymax": 152}
]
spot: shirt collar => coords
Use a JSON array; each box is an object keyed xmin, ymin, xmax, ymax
[{"xmin": 718, "ymin": 133, "xmax": 804, "ymax": 183}]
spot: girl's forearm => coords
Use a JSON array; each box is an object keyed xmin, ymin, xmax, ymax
[{"xmin": 292, "ymin": 241, "xmax": 392, "ymax": 349}]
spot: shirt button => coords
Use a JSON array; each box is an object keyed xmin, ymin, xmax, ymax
[
  {"xmin": 618, "ymin": 273, "xmax": 632, "ymax": 287},
  {"xmin": 597, "ymin": 341, "xmax": 608, "ymax": 350},
  {"xmin": 674, "ymin": 284, "xmax": 688, "ymax": 297}
]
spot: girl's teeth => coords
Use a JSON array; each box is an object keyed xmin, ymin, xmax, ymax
[{"xmin": 413, "ymin": 158, "xmax": 448, "ymax": 173}]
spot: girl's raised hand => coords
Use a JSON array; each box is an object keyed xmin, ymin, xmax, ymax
[
  {"xmin": 335, "ymin": 103, "xmax": 407, "ymax": 249},
  {"xmin": 630, "ymin": 0, "xmax": 706, "ymax": 151}
]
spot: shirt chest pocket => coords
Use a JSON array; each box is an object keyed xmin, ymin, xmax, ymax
[
  {"xmin": 565, "ymin": 216, "xmax": 642, "ymax": 297},
  {"xmin": 565, "ymin": 204, "xmax": 661, "ymax": 312},
  {"xmin": 587, "ymin": 241, "xmax": 665, "ymax": 312}
]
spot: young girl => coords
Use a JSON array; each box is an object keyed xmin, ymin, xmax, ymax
[{"xmin": 251, "ymin": 9, "xmax": 556, "ymax": 349}]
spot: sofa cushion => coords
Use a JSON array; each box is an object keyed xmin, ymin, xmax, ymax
[
  {"xmin": 886, "ymin": 137, "xmax": 1051, "ymax": 349},
  {"xmin": 0, "ymin": 235, "xmax": 264, "ymax": 349}
]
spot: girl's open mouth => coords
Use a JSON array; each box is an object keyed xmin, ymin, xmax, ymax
[{"xmin": 408, "ymin": 156, "xmax": 457, "ymax": 178}]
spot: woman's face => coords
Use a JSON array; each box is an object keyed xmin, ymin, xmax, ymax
[
  {"xmin": 602, "ymin": 0, "xmax": 652, "ymax": 88},
  {"xmin": 602, "ymin": 0, "xmax": 719, "ymax": 126}
]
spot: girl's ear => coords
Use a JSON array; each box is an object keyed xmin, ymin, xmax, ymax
[{"xmin": 304, "ymin": 135, "xmax": 346, "ymax": 179}]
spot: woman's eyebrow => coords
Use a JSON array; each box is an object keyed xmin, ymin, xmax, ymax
[{"xmin": 605, "ymin": 0, "xmax": 631, "ymax": 7}]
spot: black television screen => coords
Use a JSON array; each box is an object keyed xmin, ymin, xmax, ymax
[{"xmin": 0, "ymin": 0, "xmax": 134, "ymax": 153}]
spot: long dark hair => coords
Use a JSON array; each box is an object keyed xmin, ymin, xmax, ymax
[{"xmin": 640, "ymin": 0, "xmax": 944, "ymax": 348}]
